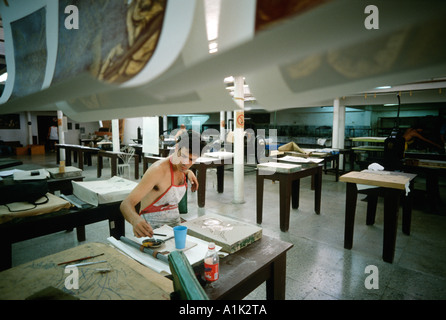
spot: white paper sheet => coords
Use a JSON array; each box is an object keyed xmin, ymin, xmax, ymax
[
  {"xmin": 13, "ymin": 169, "xmax": 50, "ymax": 180},
  {"xmin": 0, "ymin": 169, "xmax": 23, "ymax": 177},
  {"xmin": 280, "ymin": 156, "xmax": 324, "ymax": 164},
  {"xmin": 107, "ymin": 225, "xmax": 221, "ymax": 275}
]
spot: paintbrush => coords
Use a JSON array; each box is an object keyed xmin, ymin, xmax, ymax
[{"xmin": 57, "ymin": 253, "xmax": 104, "ymax": 266}]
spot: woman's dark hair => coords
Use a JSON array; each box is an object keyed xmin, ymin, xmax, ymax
[{"xmin": 176, "ymin": 130, "xmax": 205, "ymax": 156}]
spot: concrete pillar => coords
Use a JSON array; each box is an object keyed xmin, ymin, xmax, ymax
[
  {"xmin": 163, "ymin": 115, "xmax": 168, "ymax": 134},
  {"xmin": 57, "ymin": 110, "xmax": 65, "ymax": 172},
  {"xmin": 332, "ymin": 98, "xmax": 346, "ymax": 169},
  {"xmin": 112, "ymin": 119, "xmax": 120, "ymax": 152},
  {"xmin": 233, "ymin": 76, "xmax": 245, "ymax": 204},
  {"xmin": 220, "ymin": 111, "xmax": 225, "ymax": 142},
  {"xmin": 26, "ymin": 112, "xmax": 33, "ymax": 145}
]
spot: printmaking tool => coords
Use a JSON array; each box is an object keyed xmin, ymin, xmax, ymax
[
  {"xmin": 57, "ymin": 253, "xmax": 104, "ymax": 266},
  {"xmin": 120, "ymin": 236, "xmax": 169, "ymax": 263},
  {"xmin": 66, "ymin": 260, "xmax": 107, "ymax": 268},
  {"xmin": 142, "ymin": 236, "xmax": 174, "ymax": 248}
]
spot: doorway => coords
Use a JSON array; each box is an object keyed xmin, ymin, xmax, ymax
[{"xmin": 37, "ymin": 115, "xmax": 58, "ymax": 152}]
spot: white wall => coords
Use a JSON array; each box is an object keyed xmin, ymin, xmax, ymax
[
  {"xmin": 123, "ymin": 117, "xmax": 143, "ymax": 145},
  {"xmin": 272, "ymin": 107, "xmax": 371, "ymax": 127}
]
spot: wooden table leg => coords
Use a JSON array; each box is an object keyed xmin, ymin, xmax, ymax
[
  {"xmin": 344, "ymin": 182, "xmax": 358, "ymax": 250},
  {"xmin": 291, "ymin": 179, "xmax": 300, "ymax": 209},
  {"xmin": 383, "ymin": 189, "xmax": 400, "ymax": 263},
  {"xmin": 66, "ymin": 149, "xmax": 72, "ymax": 166},
  {"xmin": 76, "ymin": 226, "xmax": 86, "ymax": 242},
  {"xmin": 86, "ymin": 153, "xmax": 92, "ymax": 166},
  {"xmin": 426, "ymin": 172, "xmax": 440, "ymax": 213},
  {"xmin": 335, "ymin": 154, "xmax": 339, "ymax": 182},
  {"xmin": 197, "ymin": 166, "xmax": 206, "ymax": 208},
  {"xmin": 97, "ymin": 154, "xmax": 103, "ymax": 178},
  {"xmin": 402, "ymin": 180, "xmax": 413, "ymax": 235},
  {"xmin": 111, "ymin": 156, "xmax": 117, "ymax": 177},
  {"xmin": 56, "ymin": 146, "xmax": 60, "ymax": 164},
  {"xmin": 109, "ymin": 212, "xmax": 125, "ymax": 239},
  {"xmin": 256, "ymin": 172, "xmax": 264, "ymax": 224},
  {"xmin": 134, "ymin": 155, "xmax": 139, "ymax": 179},
  {"xmin": 279, "ymin": 175, "xmax": 291, "ymax": 232},
  {"xmin": 314, "ymin": 166, "xmax": 322, "ymax": 214},
  {"xmin": 366, "ymin": 189, "xmax": 378, "ymax": 225},
  {"xmin": 217, "ymin": 165, "xmax": 224, "ymax": 193},
  {"xmin": 266, "ymin": 252, "xmax": 287, "ymax": 300},
  {"xmin": 78, "ymin": 150, "xmax": 84, "ymax": 170}
]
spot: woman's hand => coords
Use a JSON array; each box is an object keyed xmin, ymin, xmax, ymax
[{"xmin": 187, "ymin": 170, "xmax": 199, "ymax": 192}]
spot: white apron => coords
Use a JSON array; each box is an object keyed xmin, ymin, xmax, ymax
[{"xmin": 139, "ymin": 159, "xmax": 187, "ymax": 229}]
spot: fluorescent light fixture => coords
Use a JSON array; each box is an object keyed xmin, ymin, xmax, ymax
[
  {"xmin": 204, "ymin": 0, "xmax": 221, "ymax": 54},
  {"xmin": 384, "ymin": 103, "xmax": 398, "ymax": 106},
  {"xmin": 375, "ymin": 86, "xmax": 392, "ymax": 90},
  {"xmin": 0, "ymin": 72, "xmax": 7, "ymax": 83},
  {"xmin": 208, "ymin": 40, "xmax": 218, "ymax": 54}
]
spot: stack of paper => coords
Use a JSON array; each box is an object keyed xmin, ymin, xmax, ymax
[
  {"xmin": 257, "ymin": 161, "xmax": 302, "ymax": 174},
  {"xmin": 72, "ymin": 176, "xmax": 137, "ymax": 206}
]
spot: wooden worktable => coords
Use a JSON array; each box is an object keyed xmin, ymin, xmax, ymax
[
  {"xmin": 256, "ymin": 163, "xmax": 322, "ymax": 232},
  {"xmin": 0, "ymin": 235, "xmax": 293, "ymax": 300},
  {"xmin": 0, "ymin": 201, "xmax": 125, "ymax": 271},
  {"xmin": 0, "ymin": 242, "xmax": 172, "ymax": 300},
  {"xmin": 199, "ymin": 235, "xmax": 293, "ymax": 300},
  {"xmin": 340, "ymin": 170, "xmax": 416, "ymax": 263},
  {"xmin": 339, "ymin": 170, "xmax": 415, "ymax": 190},
  {"xmin": 56, "ymin": 144, "xmax": 100, "ymax": 169}
]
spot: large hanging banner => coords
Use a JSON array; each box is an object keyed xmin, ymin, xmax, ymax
[
  {"xmin": 143, "ymin": 116, "xmax": 159, "ymax": 155},
  {"xmin": 0, "ymin": 0, "xmax": 238, "ymax": 121}
]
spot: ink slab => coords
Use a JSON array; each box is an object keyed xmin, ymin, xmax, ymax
[{"xmin": 182, "ymin": 214, "xmax": 262, "ymax": 253}]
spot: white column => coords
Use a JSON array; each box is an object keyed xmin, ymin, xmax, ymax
[
  {"xmin": 163, "ymin": 115, "xmax": 168, "ymax": 134},
  {"xmin": 112, "ymin": 119, "xmax": 120, "ymax": 152},
  {"xmin": 332, "ymin": 98, "xmax": 346, "ymax": 169},
  {"xmin": 338, "ymin": 105, "xmax": 345, "ymax": 149},
  {"xmin": 220, "ymin": 111, "xmax": 225, "ymax": 143},
  {"xmin": 233, "ymin": 76, "xmax": 245, "ymax": 204},
  {"xmin": 26, "ymin": 112, "xmax": 33, "ymax": 145},
  {"xmin": 332, "ymin": 98, "xmax": 340, "ymax": 148},
  {"xmin": 57, "ymin": 110, "xmax": 65, "ymax": 172}
]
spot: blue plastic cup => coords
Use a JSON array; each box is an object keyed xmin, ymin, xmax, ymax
[{"xmin": 173, "ymin": 225, "xmax": 188, "ymax": 249}]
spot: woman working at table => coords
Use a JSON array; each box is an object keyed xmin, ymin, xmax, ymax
[{"xmin": 120, "ymin": 130, "xmax": 202, "ymax": 238}]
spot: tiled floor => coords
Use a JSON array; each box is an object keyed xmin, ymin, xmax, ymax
[{"xmin": 4, "ymin": 153, "xmax": 446, "ymax": 300}]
